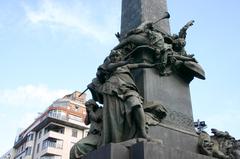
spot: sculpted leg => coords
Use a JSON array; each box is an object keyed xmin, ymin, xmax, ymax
[{"xmin": 133, "ymin": 107, "xmax": 149, "ymax": 139}]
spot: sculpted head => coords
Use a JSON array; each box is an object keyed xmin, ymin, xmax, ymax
[
  {"xmin": 109, "ymin": 50, "xmax": 122, "ymax": 63},
  {"xmin": 198, "ymin": 131, "xmax": 213, "ymax": 156},
  {"xmin": 85, "ymin": 99, "xmax": 98, "ymax": 110}
]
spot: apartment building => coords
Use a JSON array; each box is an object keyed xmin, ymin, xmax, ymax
[
  {"xmin": 0, "ymin": 148, "xmax": 15, "ymax": 159},
  {"xmin": 11, "ymin": 91, "xmax": 88, "ymax": 159}
]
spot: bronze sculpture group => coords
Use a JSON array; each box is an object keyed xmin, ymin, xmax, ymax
[
  {"xmin": 70, "ymin": 100, "xmax": 102, "ymax": 159},
  {"xmin": 70, "ymin": 14, "xmax": 208, "ymax": 159},
  {"xmin": 198, "ymin": 129, "xmax": 240, "ymax": 159}
]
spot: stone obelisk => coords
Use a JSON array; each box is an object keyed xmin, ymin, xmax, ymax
[
  {"xmin": 121, "ymin": 0, "xmax": 170, "ymax": 36},
  {"xmin": 121, "ymin": 0, "xmax": 199, "ymax": 153}
]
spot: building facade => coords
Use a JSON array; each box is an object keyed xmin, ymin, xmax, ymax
[
  {"xmin": 0, "ymin": 148, "xmax": 15, "ymax": 159},
  {"xmin": 7, "ymin": 91, "xmax": 88, "ymax": 159}
]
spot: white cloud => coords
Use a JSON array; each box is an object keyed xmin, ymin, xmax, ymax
[
  {"xmin": 0, "ymin": 84, "xmax": 71, "ymax": 108},
  {"xmin": 22, "ymin": 0, "xmax": 120, "ymax": 43},
  {"xmin": 0, "ymin": 84, "xmax": 72, "ymax": 155},
  {"xmin": 0, "ymin": 113, "xmax": 6, "ymax": 119}
]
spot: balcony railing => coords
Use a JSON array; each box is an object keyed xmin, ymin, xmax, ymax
[
  {"xmin": 42, "ymin": 140, "xmax": 63, "ymax": 150},
  {"xmin": 40, "ymin": 156, "xmax": 62, "ymax": 159},
  {"xmin": 48, "ymin": 113, "xmax": 67, "ymax": 121}
]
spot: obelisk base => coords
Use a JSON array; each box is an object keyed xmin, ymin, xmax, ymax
[{"xmin": 83, "ymin": 141, "xmax": 217, "ymax": 159}]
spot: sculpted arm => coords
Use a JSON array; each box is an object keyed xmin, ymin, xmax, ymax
[
  {"xmin": 105, "ymin": 60, "xmax": 129, "ymax": 71},
  {"xmin": 128, "ymin": 63, "xmax": 158, "ymax": 69},
  {"xmin": 86, "ymin": 108, "xmax": 102, "ymax": 123},
  {"xmin": 179, "ymin": 20, "xmax": 194, "ymax": 39},
  {"xmin": 170, "ymin": 54, "xmax": 197, "ymax": 62},
  {"xmin": 84, "ymin": 113, "xmax": 90, "ymax": 125}
]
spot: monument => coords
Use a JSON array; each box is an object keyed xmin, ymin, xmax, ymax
[
  {"xmin": 70, "ymin": 0, "xmax": 239, "ymax": 159},
  {"xmin": 121, "ymin": 0, "xmax": 199, "ymax": 153}
]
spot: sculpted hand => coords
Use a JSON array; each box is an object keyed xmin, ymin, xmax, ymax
[{"xmin": 186, "ymin": 20, "xmax": 194, "ymax": 27}]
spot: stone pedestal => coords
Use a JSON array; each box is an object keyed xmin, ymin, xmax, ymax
[
  {"xmin": 83, "ymin": 143, "xmax": 129, "ymax": 159},
  {"xmin": 148, "ymin": 125, "xmax": 198, "ymax": 153},
  {"xmin": 83, "ymin": 142, "xmax": 217, "ymax": 159},
  {"xmin": 131, "ymin": 142, "xmax": 217, "ymax": 159}
]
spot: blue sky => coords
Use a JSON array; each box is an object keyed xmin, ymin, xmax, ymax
[{"xmin": 0, "ymin": 0, "xmax": 240, "ymax": 155}]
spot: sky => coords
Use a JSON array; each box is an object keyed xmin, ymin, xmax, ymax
[{"xmin": 0, "ymin": 0, "xmax": 239, "ymax": 155}]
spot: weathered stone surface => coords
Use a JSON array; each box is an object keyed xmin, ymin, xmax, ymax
[
  {"xmin": 148, "ymin": 125, "xmax": 198, "ymax": 153},
  {"xmin": 131, "ymin": 142, "xmax": 217, "ymax": 159},
  {"xmin": 83, "ymin": 142, "xmax": 217, "ymax": 159},
  {"xmin": 83, "ymin": 143, "xmax": 129, "ymax": 159},
  {"xmin": 131, "ymin": 48, "xmax": 195, "ymax": 132},
  {"xmin": 121, "ymin": 0, "xmax": 170, "ymax": 36},
  {"xmin": 143, "ymin": 70, "xmax": 195, "ymax": 132},
  {"xmin": 130, "ymin": 47, "xmax": 197, "ymax": 153}
]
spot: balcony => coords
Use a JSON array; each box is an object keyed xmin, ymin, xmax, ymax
[
  {"xmin": 40, "ymin": 155, "xmax": 62, "ymax": 159},
  {"xmin": 42, "ymin": 138, "xmax": 63, "ymax": 150},
  {"xmin": 48, "ymin": 111, "xmax": 67, "ymax": 121},
  {"xmin": 44, "ymin": 124, "xmax": 64, "ymax": 134}
]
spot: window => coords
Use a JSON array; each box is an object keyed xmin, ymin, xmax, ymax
[
  {"xmin": 42, "ymin": 138, "xmax": 63, "ymax": 150},
  {"xmin": 48, "ymin": 110, "xmax": 66, "ymax": 120},
  {"xmin": 25, "ymin": 147, "xmax": 32, "ymax": 156},
  {"xmin": 44, "ymin": 128, "xmax": 49, "ymax": 134},
  {"xmin": 59, "ymin": 128, "xmax": 64, "ymax": 134},
  {"xmin": 72, "ymin": 129, "xmax": 78, "ymax": 137},
  {"xmin": 44, "ymin": 124, "xmax": 65, "ymax": 134},
  {"xmin": 42, "ymin": 141, "xmax": 46, "ymax": 150},
  {"xmin": 38, "ymin": 130, "xmax": 42, "ymax": 139},
  {"xmin": 83, "ymin": 130, "xmax": 89, "ymax": 137},
  {"xmin": 37, "ymin": 143, "xmax": 40, "ymax": 153},
  {"xmin": 27, "ymin": 134, "xmax": 34, "ymax": 141}
]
